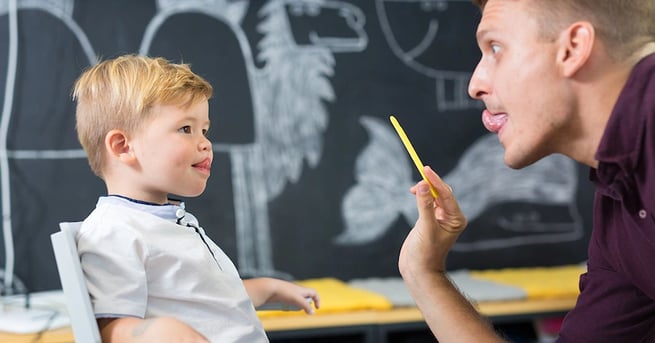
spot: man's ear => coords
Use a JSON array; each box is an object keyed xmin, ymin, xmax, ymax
[
  {"xmin": 557, "ymin": 21, "xmax": 595, "ymax": 77},
  {"xmin": 105, "ymin": 129, "xmax": 135, "ymax": 163}
]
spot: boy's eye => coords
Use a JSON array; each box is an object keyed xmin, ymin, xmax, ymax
[
  {"xmin": 179, "ymin": 126, "xmax": 192, "ymax": 134},
  {"xmin": 202, "ymin": 128, "xmax": 209, "ymax": 137}
]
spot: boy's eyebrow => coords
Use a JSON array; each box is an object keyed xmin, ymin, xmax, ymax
[{"xmin": 179, "ymin": 115, "xmax": 210, "ymax": 125}]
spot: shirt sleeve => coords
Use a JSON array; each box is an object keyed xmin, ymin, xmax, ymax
[{"xmin": 77, "ymin": 222, "xmax": 149, "ymax": 318}]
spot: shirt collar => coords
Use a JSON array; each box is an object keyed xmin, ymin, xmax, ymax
[
  {"xmin": 595, "ymin": 53, "xmax": 655, "ymax": 168},
  {"xmin": 98, "ymin": 195, "xmax": 184, "ymax": 221}
]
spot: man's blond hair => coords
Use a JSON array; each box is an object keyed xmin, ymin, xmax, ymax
[
  {"xmin": 72, "ymin": 54, "xmax": 213, "ymax": 178},
  {"xmin": 472, "ymin": 0, "xmax": 655, "ymax": 61}
]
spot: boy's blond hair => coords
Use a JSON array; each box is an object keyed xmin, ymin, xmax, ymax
[{"xmin": 72, "ymin": 54, "xmax": 213, "ymax": 178}]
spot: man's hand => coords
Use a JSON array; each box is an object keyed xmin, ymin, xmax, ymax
[{"xmin": 399, "ymin": 165, "xmax": 467, "ymax": 277}]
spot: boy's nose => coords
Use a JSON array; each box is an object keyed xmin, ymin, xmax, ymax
[{"xmin": 199, "ymin": 136, "xmax": 212, "ymax": 151}]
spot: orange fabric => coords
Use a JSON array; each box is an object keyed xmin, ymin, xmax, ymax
[
  {"xmin": 469, "ymin": 265, "xmax": 585, "ymax": 299},
  {"xmin": 256, "ymin": 278, "xmax": 393, "ymax": 318}
]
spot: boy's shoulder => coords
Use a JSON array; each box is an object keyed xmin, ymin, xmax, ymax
[{"xmin": 80, "ymin": 196, "xmax": 182, "ymax": 241}]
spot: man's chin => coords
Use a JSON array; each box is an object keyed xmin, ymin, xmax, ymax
[{"xmin": 503, "ymin": 149, "xmax": 543, "ymax": 170}]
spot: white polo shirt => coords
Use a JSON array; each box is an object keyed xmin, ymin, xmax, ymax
[{"xmin": 77, "ymin": 196, "xmax": 268, "ymax": 342}]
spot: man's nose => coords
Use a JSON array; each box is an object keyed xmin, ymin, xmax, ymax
[{"xmin": 468, "ymin": 62, "xmax": 489, "ymax": 100}]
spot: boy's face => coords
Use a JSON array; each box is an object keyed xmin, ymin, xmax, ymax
[
  {"xmin": 130, "ymin": 100, "xmax": 212, "ymax": 203},
  {"xmin": 468, "ymin": 0, "xmax": 575, "ymax": 169}
]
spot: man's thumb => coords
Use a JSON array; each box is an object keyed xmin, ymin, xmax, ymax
[{"xmin": 416, "ymin": 182, "xmax": 436, "ymax": 220}]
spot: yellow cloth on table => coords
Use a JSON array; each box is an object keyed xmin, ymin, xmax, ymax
[
  {"xmin": 256, "ymin": 278, "xmax": 393, "ymax": 318},
  {"xmin": 469, "ymin": 265, "xmax": 585, "ymax": 299}
]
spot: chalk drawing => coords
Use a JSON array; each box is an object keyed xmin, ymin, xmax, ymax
[
  {"xmin": 0, "ymin": 0, "xmax": 95, "ymax": 293},
  {"xmin": 337, "ymin": 116, "xmax": 584, "ymax": 251},
  {"xmin": 140, "ymin": 0, "xmax": 367, "ymax": 278},
  {"xmin": 376, "ymin": 0, "xmax": 482, "ymax": 112}
]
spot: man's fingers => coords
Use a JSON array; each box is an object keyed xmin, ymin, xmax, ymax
[
  {"xmin": 422, "ymin": 166, "xmax": 449, "ymax": 195},
  {"xmin": 422, "ymin": 165, "xmax": 467, "ymax": 233}
]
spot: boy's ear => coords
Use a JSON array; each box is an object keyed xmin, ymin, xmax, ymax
[
  {"xmin": 557, "ymin": 21, "xmax": 595, "ymax": 77},
  {"xmin": 105, "ymin": 129, "xmax": 135, "ymax": 163}
]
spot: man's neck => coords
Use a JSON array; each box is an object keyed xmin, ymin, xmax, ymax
[
  {"xmin": 578, "ymin": 42, "xmax": 655, "ymax": 168},
  {"xmin": 630, "ymin": 41, "xmax": 655, "ymax": 65}
]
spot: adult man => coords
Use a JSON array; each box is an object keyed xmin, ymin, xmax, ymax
[{"xmin": 398, "ymin": 1, "xmax": 655, "ymax": 342}]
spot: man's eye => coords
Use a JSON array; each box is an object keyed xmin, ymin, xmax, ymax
[
  {"xmin": 491, "ymin": 44, "xmax": 501, "ymax": 54},
  {"xmin": 179, "ymin": 126, "xmax": 192, "ymax": 134}
]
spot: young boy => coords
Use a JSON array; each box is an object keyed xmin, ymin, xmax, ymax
[{"xmin": 72, "ymin": 54, "xmax": 319, "ymax": 342}]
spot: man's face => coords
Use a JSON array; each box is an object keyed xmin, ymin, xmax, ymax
[{"xmin": 468, "ymin": 0, "xmax": 574, "ymax": 169}]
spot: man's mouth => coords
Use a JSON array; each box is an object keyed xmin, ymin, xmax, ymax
[{"xmin": 481, "ymin": 109, "xmax": 508, "ymax": 133}]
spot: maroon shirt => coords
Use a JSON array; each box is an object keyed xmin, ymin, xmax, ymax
[{"xmin": 558, "ymin": 54, "xmax": 655, "ymax": 342}]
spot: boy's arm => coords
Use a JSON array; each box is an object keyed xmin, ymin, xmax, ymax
[
  {"xmin": 243, "ymin": 277, "xmax": 320, "ymax": 314},
  {"xmin": 98, "ymin": 317, "xmax": 209, "ymax": 343}
]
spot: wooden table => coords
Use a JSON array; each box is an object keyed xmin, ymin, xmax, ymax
[
  {"xmin": 0, "ymin": 296, "xmax": 576, "ymax": 342},
  {"xmin": 261, "ymin": 296, "xmax": 576, "ymax": 331}
]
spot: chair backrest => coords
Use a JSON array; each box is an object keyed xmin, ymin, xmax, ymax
[{"xmin": 51, "ymin": 222, "xmax": 101, "ymax": 343}]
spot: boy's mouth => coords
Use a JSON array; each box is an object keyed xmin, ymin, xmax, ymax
[{"xmin": 193, "ymin": 158, "xmax": 212, "ymax": 172}]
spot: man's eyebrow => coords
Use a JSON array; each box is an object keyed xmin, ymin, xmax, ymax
[{"xmin": 476, "ymin": 29, "xmax": 490, "ymax": 43}]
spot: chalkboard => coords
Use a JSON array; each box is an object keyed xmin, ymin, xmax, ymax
[{"xmin": 0, "ymin": 0, "xmax": 593, "ymax": 293}]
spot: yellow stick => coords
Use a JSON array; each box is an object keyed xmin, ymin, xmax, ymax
[{"xmin": 389, "ymin": 115, "xmax": 439, "ymax": 198}]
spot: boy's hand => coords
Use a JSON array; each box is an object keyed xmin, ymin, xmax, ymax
[
  {"xmin": 245, "ymin": 278, "xmax": 320, "ymax": 314},
  {"xmin": 273, "ymin": 281, "xmax": 321, "ymax": 314}
]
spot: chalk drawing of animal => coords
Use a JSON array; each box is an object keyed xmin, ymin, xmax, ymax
[{"xmin": 336, "ymin": 117, "xmax": 584, "ymax": 251}]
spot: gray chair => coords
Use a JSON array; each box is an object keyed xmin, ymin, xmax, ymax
[{"xmin": 51, "ymin": 222, "xmax": 101, "ymax": 343}]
